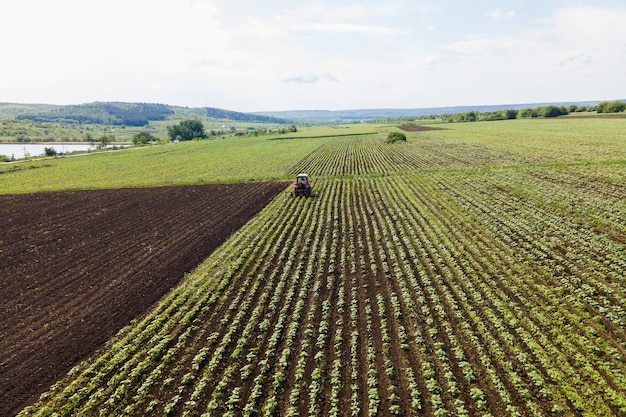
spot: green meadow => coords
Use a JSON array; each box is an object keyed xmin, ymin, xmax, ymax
[
  {"xmin": 1, "ymin": 117, "xmax": 625, "ymax": 195},
  {"xmin": 0, "ymin": 125, "xmax": 374, "ymax": 193}
]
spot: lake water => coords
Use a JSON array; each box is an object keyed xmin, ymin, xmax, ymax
[{"xmin": 0, "ymin": 143, "xmax": 113, "ymax": 159}]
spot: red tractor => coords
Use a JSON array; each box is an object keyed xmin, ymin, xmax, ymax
[{"xmin": 293, "ymin": 173, "xmax": 312, "ymax": 197}]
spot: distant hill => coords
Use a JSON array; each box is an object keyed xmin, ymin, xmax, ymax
[
  {"xmin": 253, "ymin": 100, "xmax": 613, "ymax": 122},
  {"xmin": 202, "ymin": 107, "xmax": 289, "ymax": 124},
  {"xmin": 0, "ymin": 102, "xmax": 290, "ymax": 126},
  {"xmin": 11, "ymin": 102, "xmax": 175, "ymax": 126},
  {"xmin": 2, "ymin": 99, "xmax": 622, "ymax": 125},
  {"xmin": 170, "ymin": 105, "xmax": 290, "ymax": 124}
]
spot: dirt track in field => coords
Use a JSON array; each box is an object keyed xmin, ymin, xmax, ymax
[{"xmin": 0, "ymin": 182, "xmax": 288, "ymax": 417}]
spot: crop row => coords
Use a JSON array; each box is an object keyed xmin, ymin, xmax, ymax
[
  {"xmin": 287, "ymin": 134, "xmax": 544, "ymax": 177},
  {"xmin": 19, "ymin": 163, "xmax": 626, "ymax": 416}
]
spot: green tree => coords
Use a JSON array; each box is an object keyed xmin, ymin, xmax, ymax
[
  {"xmin": 387, "ymin": 131, "xmax": 407, "ymax": 143},
  {"xmin": 167, "ymin": 120, "xmax": 207, "ymax": 141},
  {"xmin": 132, "ymin": 131, "xmax": 158, "ymax": 145},
  {"xmin": 98, "ymin": 134, "xmax": 115, "ymax": 148},
  {"xmin": 502, "ymin": 109, "xmax": 518, "ymax": 120},
  {"xmin": 596, "ymin": 101, "xmax": 626, "ymax": 113},
  {"xmin": 540, "ymin": 106, "xmax": 568, "ymax": 118},
  {"xmin": 519, "ymin": 108, "xmax": 537, "ymax": 118}
]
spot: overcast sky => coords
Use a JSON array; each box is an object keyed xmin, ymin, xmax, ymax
[{"xmin": 2, "ymin": 0, "xmax": 626, "ymax": 112}]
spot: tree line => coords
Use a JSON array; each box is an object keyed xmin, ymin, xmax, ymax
[{"xmin": 441, "ymin": 101, "xmax": 626, "ymax": 123}]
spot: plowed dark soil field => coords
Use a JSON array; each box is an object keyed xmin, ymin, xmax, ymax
[{"xmin": 0, "ymin": 182, "xmax": 288, "ymax": 416}]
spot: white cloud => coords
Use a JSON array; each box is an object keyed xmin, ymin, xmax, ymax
[
  {"xmin": 421, "ymin": 4, "xmax": 626, "ymax": 106},
  {"xmin": 488, "ymin": 9, "xmax": 515, "ymax": 19},
  {"xmin": 283, "ymin": 73, "xmax": 339, "ymax": 84},
  {"xmin": 421, "ymin": 53, "xmax": 447, "ymax": 67},
  {"xmin": 445, "ymin": 35, "xmax": 531, "ymax": 56},
  {"xmin": 524, "ymin": 6, "xmax": 626, "ymax": 76},
  {"xmin": 2, "ymin": 1, "xmax": 626, "ymax": 111},
  {"xmin": 291, "ymin": 22, "xmax": 403, "ymax": 35},
  {"xmin": 554, "ymin": 54, "xmax": 592, "ymax": 68}
]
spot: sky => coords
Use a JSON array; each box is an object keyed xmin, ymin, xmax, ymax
[{"xmin": 2, "ymin": 0, "xmax": 626, "ymax": 112}]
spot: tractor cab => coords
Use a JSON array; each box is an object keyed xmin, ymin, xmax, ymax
[{"xmin": 293, "ymin": 173, "xmax": 312, "ymax": 197}]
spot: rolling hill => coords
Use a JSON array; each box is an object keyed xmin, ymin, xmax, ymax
[{"xmin": 0, "ymin": 102, "xmax": 290, "ymax": 126}]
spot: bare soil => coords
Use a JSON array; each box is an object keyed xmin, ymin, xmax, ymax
[{"xmin": 0, "ymin": 182, "xmax": 288, "ymax": 417}]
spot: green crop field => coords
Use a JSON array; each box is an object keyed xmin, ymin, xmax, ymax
[
  {"xmin": 0, "ymin": 125, "xmax": 380, "ymax": 194},
  {"xmin": 10, "ymin": 117, "xmax": 626, "ymax": 416},
  {"xmin": 3, "ymin": 118, "xmax": 625, "ymax": 194}
]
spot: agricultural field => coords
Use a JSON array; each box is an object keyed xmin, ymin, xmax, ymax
[
  {"xmin": 0, "ymin": 127, "xmax": 369, "ymax": 194},
  {"xmin": 5, "ymin": 117, "xmax": 626, "ymax": 416},
  {"xmin": 0, "ymin": 182, "xmax": 288, "ymax": 417}
]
